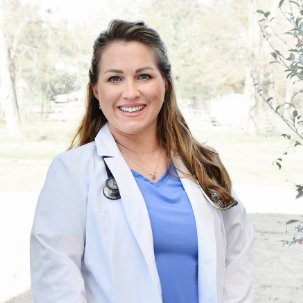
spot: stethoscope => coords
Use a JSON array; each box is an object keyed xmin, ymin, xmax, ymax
[
  {"xmin": 102, "ymin": 157, "xmax": 121, "ymax": 200},
  {"xmin": 102, "ymin": 158, "xmax": 238, "ymax": 210}
]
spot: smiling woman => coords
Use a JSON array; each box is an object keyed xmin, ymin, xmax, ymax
[
  {"xmin": 30, "ymin": 20, "xmax": 254, "ymax": 303},
  {"xmin": 92, "ymin": 42, "xmax": 167, "ymax": 137}
]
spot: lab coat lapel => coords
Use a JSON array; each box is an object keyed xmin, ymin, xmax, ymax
[
  {"xmin": 174, "ymin": 157, "xmax": 218, "ymax": 303},
  {"xmin": 95, "ymin": 124, "xmax": 162, "ymax": 301}
]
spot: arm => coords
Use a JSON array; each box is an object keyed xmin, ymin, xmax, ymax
[
  {"xmin": 30, "ymin": 154, "xmax": 88, "ymax": 303},
  {"xmin": 222, "ymin": 189, "xmax": 254, "ymax": 303}
]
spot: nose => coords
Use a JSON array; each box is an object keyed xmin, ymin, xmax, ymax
[{"xmin": 122, "ymin": 80, "xmax": 140, "ymax": 100}]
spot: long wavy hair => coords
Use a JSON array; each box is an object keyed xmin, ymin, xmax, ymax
[{"xmin": 69, "ymin": 19, "xmax": 234, "ymax": 206}]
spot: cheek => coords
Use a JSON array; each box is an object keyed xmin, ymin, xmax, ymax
[
  {"xmin": 98, "ymin": 86, "xmax": 118, "ymax": 107},
  {"xmin": 145, "ymin": 82, "xmax": 165, "ymax": 105}
]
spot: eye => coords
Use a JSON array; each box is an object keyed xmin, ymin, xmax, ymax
[
  {"xmin": 139, "ymin": 74, "xmax": 150, "ymax": 80},
  {"xmin": 109, "ymin": 76, "xmax": 120, "ymax": 83}
]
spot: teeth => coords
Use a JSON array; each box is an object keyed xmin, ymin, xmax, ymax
[{"xmin": 120, "ymin": 105, "xmax": 144, "ymax": 113}]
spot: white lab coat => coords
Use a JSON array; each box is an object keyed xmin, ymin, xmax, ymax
[{"xmin": 30, "ymin": 123, "xmax": 254, "ymax": 303}]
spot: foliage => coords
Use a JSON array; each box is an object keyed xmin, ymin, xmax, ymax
[
  {"xmin": 141, "ymin": 0, "xmax": 250, "ymax": 103},
  {"xmin": 2, "ymin": 0, "xmax": 92, "ymax": 104},
  {"xmin": 256, "ymin": 0, "xmax": 303, "ymax": 289}
]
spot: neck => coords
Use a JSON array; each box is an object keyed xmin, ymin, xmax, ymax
[{"xmin": 109, "ymin": 124, "xmax": 160, "ymax": 155}]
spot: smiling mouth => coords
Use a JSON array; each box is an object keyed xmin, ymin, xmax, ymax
[{"xmin": 119, "ymin": 105, "xmax": 145, "ymax": 113}]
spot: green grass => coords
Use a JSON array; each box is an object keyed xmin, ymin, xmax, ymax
[
  {"xmin": 0, "ymin": 120, "xmax": 302, "ymax": 192},
  {"xmin": 0, "ymin": 120, "xmax": 78, "ymax": 192},
  {"xmin": 193, "ymin": 128, "xmax": 302, "ymax": 188}
]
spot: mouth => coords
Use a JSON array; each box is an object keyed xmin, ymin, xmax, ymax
[{"xmin": 119, "ymin": 105, "xmax": 146, "ymax": 113}]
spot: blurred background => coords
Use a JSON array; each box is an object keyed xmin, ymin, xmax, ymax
[{"xmin": 0, "ymin": 0, "xmax": 302, "ymax": 302}]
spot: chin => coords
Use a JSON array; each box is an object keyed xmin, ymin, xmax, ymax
[{"xmin": 113, "ymin": 120, "xmax": 155, "ymax": 136}]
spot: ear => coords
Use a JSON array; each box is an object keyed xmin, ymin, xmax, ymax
[
  {"xmin": 164, "ymin": 79, "xmax": 169, "ymax": 92},
  {"xmin": 92, "ymin": 84, "xmax": 99, "ymax": 100}
]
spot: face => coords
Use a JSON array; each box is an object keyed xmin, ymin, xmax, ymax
[{"xmin": 92, "ymin": 41, "xmax": 168, "ymax": 136}]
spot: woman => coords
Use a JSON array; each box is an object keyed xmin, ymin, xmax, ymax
[{"xmin": 30, "ymin": 20, "xmax": 253, "ymax": 303}]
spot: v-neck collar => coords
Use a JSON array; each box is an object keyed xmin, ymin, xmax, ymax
[{"xmin": 131, "ymin": 167, "xmax": 170, "ymax": 189}]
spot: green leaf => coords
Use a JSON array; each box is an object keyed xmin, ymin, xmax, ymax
[
  {"xmin": 281, "ymin": 133, "xmax": 291, "ymax": 139},
  {"xmin": 277, "ymin": 158, "xmax": 283, "ymax": 161},
  {"xmin": 264, "ymin": 11, "xmax": 271, "ymax": 18},
  {"xmin": 267, "ymin": 97, "xmax": 273, "ymax": 102},
  {"xmin": 270, "ymin": 17, "xmax": 275, "ymax": 22},
  {"xmin": 293, "ymin": 110, "xmax": 298, "ymax": 118},
  {"xmin": 279, "ymin": 0, "xmax": 284, "ymax": 7},
  {"xmin": 300, "ymin": 23, "xmax": 303, "ymax": 32},
  {"xmin": 256, "ymin": 10, "xmax": 265, "ymax": 14},
  {"xmin": 300, "ymin": 10, "xmax": 303, "ymax": 16},
  {"xmin": 299, "ymin": 56, "xmax": 303, "ymax": 64},
  {"xmin": 286, "ymin": 219, "xmax": 300, "ymax": 225},
  {"xmin": 290, "ymin": 53, "xmax": 296, "ymax": 60},
  {"xmin": 274, "ymin": 162, "xmax": 282, "ymax": 169},
  {"xmin": 276, "ymin": 103, "xmax": 296, "ymax": 111},
  {"xmin": 269, "ymin": 61, "xmax": 278, "ymax": 64},
  {"xmin": 253, "ymin": 83, "xmax": 259, "ymax": 86},
  {"xmin": 271, "ymin": 52, "xmax": 277, "ymax": 59},
  {"xmin": 295, "ymin": 185, "xmax": 303, "ymax": 199},
  {"xmin": 296, "ymin": 190, "xmax": 303, "ymax": 199},
  {"xmin": 294, "ymin": 140, "xmax": 302, "ymax": 147}
]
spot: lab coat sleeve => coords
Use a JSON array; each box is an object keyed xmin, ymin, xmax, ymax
[
  {"xmin": 30, "ymin": 154, "xmax": 88, "ymax": 303},
  {"xmin": 222, "ymin": 189, "xmax": 254, "ymax": 303}
]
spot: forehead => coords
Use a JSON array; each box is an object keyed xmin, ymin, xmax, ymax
[{"xmin": 100, "ymin": 41, "xmax": 157, "ymax": 72}]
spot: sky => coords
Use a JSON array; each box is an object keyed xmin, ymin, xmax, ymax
[
  {"xmin": 21, "ymin": 0, "xmax": 144, "ymax": 22},
  {"xmin": 21, "ymin": 0, "xmax": 212, "ymax": 23}
]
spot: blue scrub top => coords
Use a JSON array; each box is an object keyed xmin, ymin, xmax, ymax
[{"xmin": 131, "ymin": 164, "xmax": 199, "ymax": 303}]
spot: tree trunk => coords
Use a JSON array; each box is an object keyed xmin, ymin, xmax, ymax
[
  {"xmin": 242, "ymin": 0, "xmax": 276, "ymax": 135},
  {"xmin": 242, "ymin": 0, "xmax": 259, "ymax": 135},
  {"xmin": 0, "ymin": 0, "xmax": 23, "ymax": 137}
]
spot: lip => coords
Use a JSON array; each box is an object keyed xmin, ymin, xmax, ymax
[
  {"xmin": 118, "ymin": 103, "xmax": 146, "ymax": 108},
  {"xmin": 117, "ymin": 103, "xmax": 147, "ymax": 117}
]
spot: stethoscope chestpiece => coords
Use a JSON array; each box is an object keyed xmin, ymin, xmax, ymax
[
  {"xmin": 211, "ymin": 192, "xmax": 226, "ymax": 208},
  {"xmin": 103, "ymin": 177, "xmax": 121, "ymax": 200}
]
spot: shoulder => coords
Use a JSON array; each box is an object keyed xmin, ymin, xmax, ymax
[
  {"xmin": 221, "ymin": 189, "xmax": 254, "ymax": 237},
  {"xmin": 54, "ymin": 141, "xmax": 98, "ymax": 165},
  {"xmin": 49, "ymin": 141, "xmax": 100, "ymax": 186}
]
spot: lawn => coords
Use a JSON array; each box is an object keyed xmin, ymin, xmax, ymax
[{"xmin": 0, "ymin": 119, "xmax": 302, "ymax": 192}]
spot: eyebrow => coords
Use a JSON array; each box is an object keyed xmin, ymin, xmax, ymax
[{"xmin": 104, "ymin": 66, "xmax": 155, "ymax": 74}]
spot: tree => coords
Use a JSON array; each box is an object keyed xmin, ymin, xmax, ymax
[
  {"xmin": 0, "ymin": 0, "xmax": 23, "ymax": 136},
  {"xmin": 0, "ymin": 0, "xmax": 96, "ymax": 128}
]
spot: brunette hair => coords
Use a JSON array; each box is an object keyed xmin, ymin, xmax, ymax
[{"xmin": 69, "ymin": 19, "xmax": 234, "ymax": 206}]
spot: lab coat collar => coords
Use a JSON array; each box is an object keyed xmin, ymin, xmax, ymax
[{"xmin": 95, "ymin": 123, "xmax": 121, "ymax": 157}]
